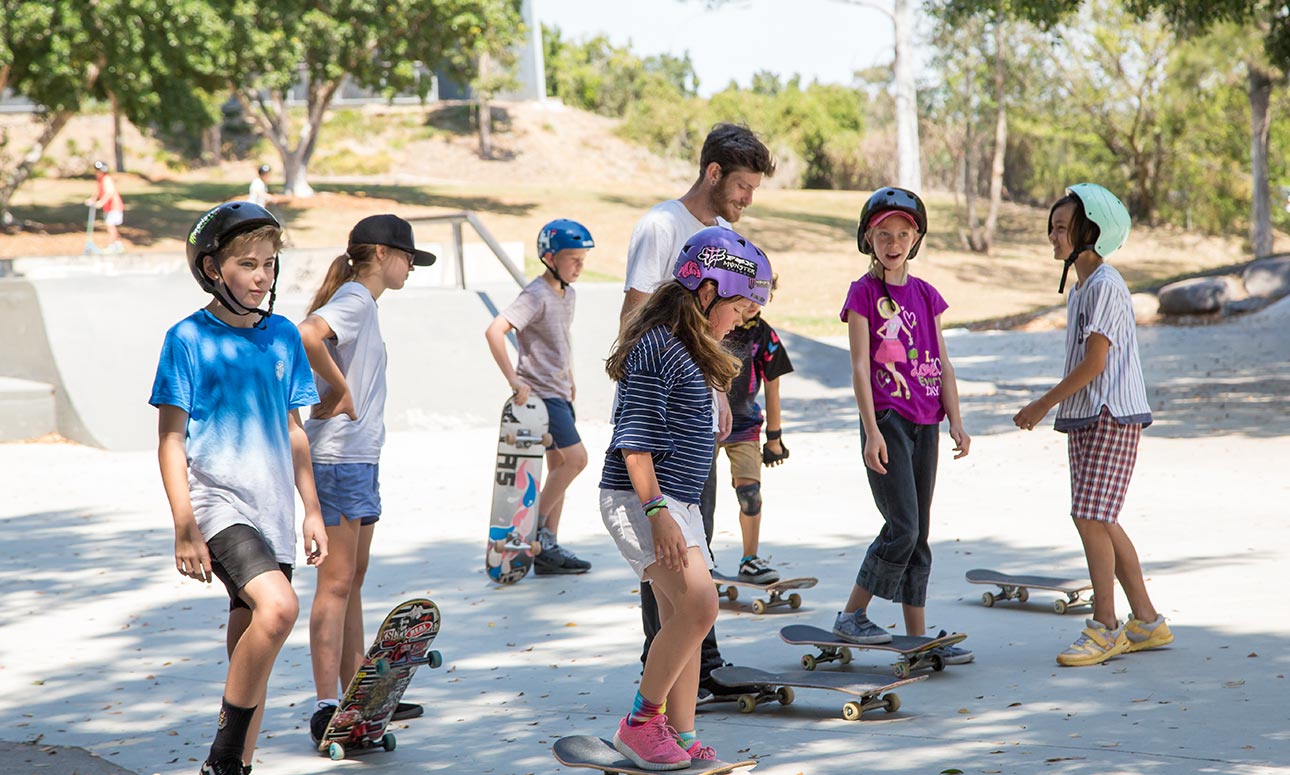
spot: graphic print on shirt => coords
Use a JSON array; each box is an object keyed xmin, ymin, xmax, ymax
[{"xmin": 873, "ymin": 296, "xmax": 942, "ymax": 400}]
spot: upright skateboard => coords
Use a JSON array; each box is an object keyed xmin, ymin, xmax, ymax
[
  {"xmin": 710, "ymin": 665, "xmax": 926, "ymax": 721},
  {"xmin": 318, "ymin": 598, "xmax": 443, "ymax": 760},
  {"xmin": 553, "ymin": 736, "xmax": 755, "ymax": 775},
  {"xmin": 486, "ymin": 396, "xmax": 550, "ymax": 584},
  {"xmin": 965, "ymin": 568, "xmax": 1094, "ymax": 614},
  {"xmin": 711, "ymin": 571, "xmax": 817, "ymax": 615},
  {"xmin": 780, "ymin": 624, "xmax": 967, "ymax": 678}
]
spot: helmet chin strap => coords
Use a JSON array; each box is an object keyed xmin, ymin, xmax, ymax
[
  {"xmin": 1058, "ymin": 244, "xmax": 1094, "ymax": 294},
  {"xmin": 210, "ymin": 269, "xmax": 277, "ymax": 329},
  {"xmin": 541, "ymin": 257, "xmax": 568, "ymax": 289}
]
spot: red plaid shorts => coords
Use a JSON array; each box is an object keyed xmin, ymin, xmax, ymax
[{"xmin": 1067, "ymin": 408, "xmax": 1141, "ymax": 524}]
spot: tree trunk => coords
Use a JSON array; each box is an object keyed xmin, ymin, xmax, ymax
[
  {"xmin": 1248, "ymin": 63, "xmax": 1273, "ymax": 258},
  {"xmin": 893, "ymin": 0, "xmax": 920, "ymax": 191},
  {"xmin": 0, "ymin": 110, "xmax": 75, "ymax": 225},
  {"xmin": 478, "ymin": 54, "xmax": 493, "ymax": 159},
  {"xmin": 963, "ymin": 66, "xmax": 979, "ymax": 252},
  {"xmin": 111, "ymin": 93, "xmax": 125, "ymax": 172},
  {"xmin": 980, "ymin": 21, "xmax": 1008, "ymax": 255}
]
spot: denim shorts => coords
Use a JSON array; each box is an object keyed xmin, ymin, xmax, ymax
[
  {"xmin": 543, "ymin": 397, "xmax": 581, "ymax": 450},
  {"xmin": 313, "ymin": 462, "xmax": 381, "ymax": 526}
]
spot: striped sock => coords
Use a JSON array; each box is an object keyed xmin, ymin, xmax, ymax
[
  {"xmin": 626, "ymin": 691, "xmax": 665, "ymax": 727},
  {"xmin": 676, "ymin": 730, "xmax": 698, "ymax": 749}
]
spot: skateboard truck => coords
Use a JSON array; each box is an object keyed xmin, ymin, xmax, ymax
[{"xmin": 797, "ymin": 645, "xmax": 944, "ymax": 679}]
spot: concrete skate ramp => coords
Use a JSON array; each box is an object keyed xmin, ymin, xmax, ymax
[{"xmin": 0, "ymin": 272, "xmax": 627, "ymax": 451}]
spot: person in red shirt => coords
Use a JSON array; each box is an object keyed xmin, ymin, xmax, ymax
[{"xmin": 86, "ymin": 160, "xmax": 125, "ymax": 251}]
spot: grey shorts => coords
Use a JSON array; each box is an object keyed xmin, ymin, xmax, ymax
[{"xmin": 599, "ymin": 488, "xmax": 713, "ymax": 580}]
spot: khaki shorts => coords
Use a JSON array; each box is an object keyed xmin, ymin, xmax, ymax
[
  {"xmin": 719, "ymin": 440, "xmax": 761, "ymax": 482},
  {"xmin": 599, "ymin": 488, "xmax": 712, "ymax": 580}
]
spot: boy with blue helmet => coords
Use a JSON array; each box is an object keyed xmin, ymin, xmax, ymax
[{"xmin": 485, "ymin": 218, "xmax": 596, "ymax": 574}]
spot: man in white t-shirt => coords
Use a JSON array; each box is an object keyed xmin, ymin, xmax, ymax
[
  {"xmin": 619, "ymin": 122, "xmax": 776, "ymax": 701},
  {"xmin": 248, "ymin": 164, "xmax": 278, "ymax": 207}
]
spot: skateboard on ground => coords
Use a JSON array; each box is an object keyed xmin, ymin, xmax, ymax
[
  {"xmin": 710, "ymin": 665, "xmax": 926, "ymax": 721},
  {"xmin": 485, "ymin": 396, "xmax": 550, "ymax": 584},
  {"xmin": 965, "ymin": 568, "xmax": 1094, "ymax": 614},
  {"xmin": 552, "ymin": 736, "xmax": 755, "ymax": 775},
  {"xmin": 780, "ymin": 624, "xmax": 967, "ymax": 678},
  {"xmin": 711, "ymin": 571, "xmax": 817, "ymax": 615},
  {"xmin": 318, "ymin": 598, "xmax": 443, "ymax": 760}
]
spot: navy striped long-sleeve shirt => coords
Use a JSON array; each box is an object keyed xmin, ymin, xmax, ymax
[{"xmin": 600, "ymin": 326, "xmax": 714, "ymax": 504}]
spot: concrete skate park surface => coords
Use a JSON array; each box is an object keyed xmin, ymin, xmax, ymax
[{"xmin": 1, "ymin": 267, "xmax": 1289, "ymax": 774}]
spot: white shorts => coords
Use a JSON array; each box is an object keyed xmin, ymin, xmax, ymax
[
  {"xmin": 104, "ymin": 210, "xmax": 123, "ymax": 226},
  {"xmin": 599, "ymin": 488, "xmax": 712, "ymax": 580}
]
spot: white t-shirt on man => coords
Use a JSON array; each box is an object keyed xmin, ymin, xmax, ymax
[{"xmin": 624, "ymin": 199, "xmax": 730, "ymax": 293}]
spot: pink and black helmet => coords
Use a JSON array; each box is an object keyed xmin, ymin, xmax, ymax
[{"xmin": 672, "ymin": 226, "xmax": 772, "ymax": 307}]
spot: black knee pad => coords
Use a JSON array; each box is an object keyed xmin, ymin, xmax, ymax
[{"xmin": 735, "ymin": 482, "xmax": 762, "ymax": 515}]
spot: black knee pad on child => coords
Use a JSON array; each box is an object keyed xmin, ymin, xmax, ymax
[{"xmin": 735, "ymin": 482, "xmax": 762, "ymax": 515}]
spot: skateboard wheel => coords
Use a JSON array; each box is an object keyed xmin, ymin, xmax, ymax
[
  {"xmin": 776, "ymin": 686, "xmax": 795, "ymax": 706},
  {"xmin": 752, "ymin": 599, "xmax": 767, "ymax": 615},
  {"xmin": 839, "ymin": 648, "xmax": 853, "ymax": 665},
  {"xmin": 328, "ymin": 742, "xmax": 346, "ymax": 761},
  {"xmin": 736, "ymin": 694, "xmax": 758, "ymax": 713},
  {"xmin": 981, "ymin": 591, "xmax": 996, "ymax": 607},
  {"xmin": 1017, "ymin": 587, "xmax": 1030, "ymax": 603},
  {"xmin": 428, "ymin": 650, "xmax": 443, "ymax": 669},
  {"xmin": 503, "ymin": 432, "xmax": 516, "ymax": 446},
  {"xmin": 382, "ymin": 733, "xmax": 396, "ymax": 752},
  {"xmin": 801, "ymin": 654, "xmax": 817, "ymax": 671},
  {"xmin": 1053, "ymin": 599, "xmax": 1068, "ymax": 615},
  {"xmin": 883, "ymin": 693, "xmax": 901, "ymax": 713},
  {"xmin": 930, "ymin": 654, "xmax": 946, "ymax": 672},
  {"xmin": 894, "ymin": 662, "xmax": 910, "ymax": 679},
  {"xmin": 725, "ymin": 586, "xmax": 739, "ymax": 602},
  {"xmin": 842, "ymin": 701, "xmax": 864, "ymax": 721},
  {"xmin": 788, "ymin": 593, "xmax": 802, "ymax": 609},
  {"xmin": 375, "ymin": 658, "xmax": 391, "ymax": 676}
]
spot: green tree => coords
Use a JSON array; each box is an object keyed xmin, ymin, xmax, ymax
[
  {"xmin": 216, "ymin": 0, "xmax": 523, "ymax": 196},
  {"xmin": 0, "ymin": 0, "xmax": 223, "ymax": 224}
]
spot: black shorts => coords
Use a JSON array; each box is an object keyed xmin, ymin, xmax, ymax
[{"xmin": 207, "ymin": 524, "xmax": 293, "ymax": 612}]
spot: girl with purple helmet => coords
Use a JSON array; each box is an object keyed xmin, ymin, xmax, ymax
[
  {"xmin": 836, "ymin": 187, "xmax": 973, "ymax": 663},
  {"xmin": 600, "ymin": 226, "xmax": 770, "ymax": 769}
]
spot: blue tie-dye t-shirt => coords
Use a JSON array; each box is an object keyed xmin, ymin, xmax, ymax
[{"xmin": 150, "ymin": 309, "xmax": 319, "ymax": 564}]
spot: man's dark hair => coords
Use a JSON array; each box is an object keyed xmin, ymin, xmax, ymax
[{"xmin": 699, "ymin": 123, "xmax": 776, "ymax": 178}]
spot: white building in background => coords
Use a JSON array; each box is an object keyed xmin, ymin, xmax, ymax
[{"xmin": 511, "ymin": 0, "xmax": 547, "ymax": 101}]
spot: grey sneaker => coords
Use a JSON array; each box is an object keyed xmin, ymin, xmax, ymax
[
  {"xmin": 537, "ymin": 526, "xmax": 558, "ymax": 552},
  {"xmin": 534, "ymin": 529, "xmax": 591, "ymax": 575},
  {"xmin": 737, "ymin": 555, "xmax": 780, "ymax": 584},
  {"xmin": 832, "ymin": 610, "xmax": 893, "ymax": 644},
  {"xmin": 929, "ymin": 644, "xmax": 974, "ymax": 664}
]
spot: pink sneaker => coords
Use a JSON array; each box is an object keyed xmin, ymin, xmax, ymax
[
  {"xmin": 685, "ymin": 740, "xmax": 718, "ymax": 761},
  {"xmin": 613, "ymin": 715, "xmax": 691, "ymax": 770}
]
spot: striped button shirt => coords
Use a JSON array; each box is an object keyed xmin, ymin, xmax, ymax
[
  {"xmin": 600, "ymin": 326, "xmax": 714, "ymax": 504},
  {"xmin": 1055, "ymin": 263, "xmax": 1153, "ymax": 431}
]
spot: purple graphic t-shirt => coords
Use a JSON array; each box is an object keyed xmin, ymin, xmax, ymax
[{"xmin": 840, "ymin": 275, "xmax": 949, "ymax": 425}]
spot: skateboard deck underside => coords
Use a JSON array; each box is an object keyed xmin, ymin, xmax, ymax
[
  {"xmin": 553, "ymin": 736, "xmax": 755, "ymax": 775},
  {"xmin": 966, "ymin": 569, "xmax": 1094, "ymax": 613},
  {"xmin": 486, "ymin": 398, "xmax": 549, "ymax": 584},
  {"xmin": 711, "ymin": 572, "xmax": 818, "ymax": 614},
  {"xmin": 780, "ymin": 624, "xmax": 967, "ymax": 676},
  {"xmin": 710, "ymin": 665, "xmax": 926, "ymax": 720}
]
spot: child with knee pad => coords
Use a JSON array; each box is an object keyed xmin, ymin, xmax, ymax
[
  {"xmin": 717, "ymin": 276, "xmax": 794, "ymax": 583},
  {"xmin": 152, "ymin": 202, "xmax": 327, "ymax": 775}
]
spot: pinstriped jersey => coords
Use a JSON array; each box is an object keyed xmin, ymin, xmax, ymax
[
  {"xmin": 600, "ymin": 326, "xmax": 714, "ymax": 504},
  {"xmin": 1055, "ymin": 263, "xmax": 1153, "ymax": 431}
]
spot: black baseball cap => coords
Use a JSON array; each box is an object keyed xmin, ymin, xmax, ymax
[{"xmin": 348, "ymin": 214, "xmax": 436, "ymax": 266}]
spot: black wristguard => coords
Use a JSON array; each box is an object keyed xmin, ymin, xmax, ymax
[{"xmin": 762, "ymin": 439, "xmax": 790, "ymax": 467}]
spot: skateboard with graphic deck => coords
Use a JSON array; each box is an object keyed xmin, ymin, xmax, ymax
[
  {"xmin": 318, "ymin": 598, "xmax": 443, "ymax": 760},
  {"xmin": 711, "ymin": 571, "xmax": 817, "ymax": 615},
  {"xmin": 486, "ymin": 396, "xmax": 551, "ymax": 584},
  {"xmin": 710, "ymin": 665, "xmax": 926, "ymax": 721},
  {"xmin": 553, "ymin": 736, "xmax": 755, "ymax": 775},
  {"xmin": 780, "ymin": 624, "xmax": 967, "ymax": 678},
  {"xmin": 965, "ymin": 568, "xmax": 1094, "ymax": 614}
]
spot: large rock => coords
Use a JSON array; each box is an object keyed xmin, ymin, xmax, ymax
[
  {"xmin": 1242, "ymin": 256, "xmax": 1290, "ymax": 299},
  {"xmin": 1157, "ymin": 276, "xmax": 1243, "ymax": 316}
]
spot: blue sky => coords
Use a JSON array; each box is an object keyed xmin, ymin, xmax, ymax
[{"xmin": 537, "ymin": 0, "xmax": 913, "ymax": 97}]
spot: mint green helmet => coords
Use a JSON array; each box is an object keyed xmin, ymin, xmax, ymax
[{"xmin": 1066, "ymin": 183, "xmax": 1131, "ymax": 258}]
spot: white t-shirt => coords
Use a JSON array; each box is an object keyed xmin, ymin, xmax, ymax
[
  {"xmin": 304, "ymin": 282, "xmax": 388, "ymax": 463},
  {"xmin": 247, "ymin": 177, "xmax": 268, "ymax": 206},
  {"xmin": 624, "ymin": 199, "xmax": 730, "ymax": 293}
]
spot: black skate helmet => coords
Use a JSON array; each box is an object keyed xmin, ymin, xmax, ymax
[
  {"xmin": 857, "ymin": 186, "xmax": 928, "ymax": 260},
  {"xmin": 186, "ymin": 201, "xmax": 282, "ymax": 326}
]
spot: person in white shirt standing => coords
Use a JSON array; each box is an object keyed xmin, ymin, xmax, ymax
[{"xmin": 619, "ymin": 123, "xmax": 776, "ymax": 701}]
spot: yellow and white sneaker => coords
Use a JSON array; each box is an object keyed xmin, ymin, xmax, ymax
[
  {"xmin": 1123, "ymin": 615, "xmax": 1174, "ymax": 653},
  {"xmin": 1056, "ymin": 619, "xmax": 1128, "ymax": 667}
]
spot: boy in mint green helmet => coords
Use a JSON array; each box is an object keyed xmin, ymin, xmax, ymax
[{"xmin": 1014, "ymin": 183, "xmax": 1172, "ymax": 667}]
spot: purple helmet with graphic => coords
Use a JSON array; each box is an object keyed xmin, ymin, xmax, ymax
[{"xmin": 672, "ymin": 226, "xmax": 772, "ymax": 306}]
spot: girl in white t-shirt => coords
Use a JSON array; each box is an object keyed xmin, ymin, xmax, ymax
[{"xmin": 299, "ymin": 214, "xmax": 436, "ymax": 742}]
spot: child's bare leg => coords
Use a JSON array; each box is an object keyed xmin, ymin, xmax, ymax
[
  {"xmin": 1073, "ymin": 519, "xmax": 1119, "ymax": 628},
  {"xmin": 640, "ymin": 547, "xmax": 717, "ymax": 733},
  {"xmin": 845, "ymin": 584, "xmax": 875, "ymax": 614},
  {"xmin": 541, "ymin": 443, "xmax": 588, "ymax": 534},
  {"xmin": 1107, "ymin": 523, "xmax": 1159, "ymax": 622},
  {"xmin": 230, "ymin": 571, "xmax": 299, "ymax": 762},
  {"xmin": 340, "ymin": 523, "xmax": 375, "ymax": 686},
  {"xmin": 901, "ymin": 604, "xmax": 925, "ymax": 637},
  {"xmin": 310, "ymin": 517, "xmax": 361, "ymax": 700},
  {"xmin": 734, "ymin": 476, "xmax": 761, "ymax": 557}
]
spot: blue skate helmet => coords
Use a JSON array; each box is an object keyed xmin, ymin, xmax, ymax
[{"xmin": 536, "ymin": 218, "xmax": 594, "ymax": 288}]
